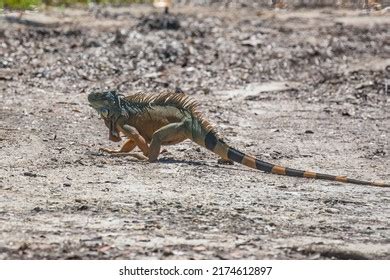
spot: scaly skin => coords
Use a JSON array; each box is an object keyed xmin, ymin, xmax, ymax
[{"xmin": 88, "ymin": 90, "xmax": 389, "ymax": 188}]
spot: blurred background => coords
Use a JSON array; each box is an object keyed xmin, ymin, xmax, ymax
[
  {"xmin": 0, "ymin": 0, "xmax": 390, "ymax": 10},
  {"xmin": 1, "ymin": 0, "xmax": 389, "ymax": 95}
]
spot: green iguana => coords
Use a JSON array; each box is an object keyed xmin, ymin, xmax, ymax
[{"xmin": 88, "ymin": 90, "xmax": 389, "ymax": 188}]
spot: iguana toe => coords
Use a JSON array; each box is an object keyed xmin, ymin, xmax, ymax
[{"xmin": 99, "ymin": 147, "xmax": 116, "ymax": 153}]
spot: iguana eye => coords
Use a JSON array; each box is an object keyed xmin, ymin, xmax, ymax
[{"xmin": 100, "ymin": 108, "xmax": 109, "ymax": 118}]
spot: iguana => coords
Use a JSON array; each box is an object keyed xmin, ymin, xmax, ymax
[{"xmin": 88, "ymin": 90, "xmax": 389, "ymax": 188}]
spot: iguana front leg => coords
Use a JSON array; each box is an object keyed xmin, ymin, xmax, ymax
[
  {"xmin": 99, "ymin": 136, "xmax": 149, "ymax": 160},
  {"xmin": 119, "ymin": 124, "xmax": 150, "ymax": 157},
  {"xmin": 98, "ymin": 124, "xmax": 149, "ymax": 159},
  {"xmin": 99, "ymin": 138, "xmax": 137, "ymax": 154},
  {"xmin": 149, "ymin": 122, "xmax": 189, "ymax": 162}
]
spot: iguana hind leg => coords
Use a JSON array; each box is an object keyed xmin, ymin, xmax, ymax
[{"xmin": 149, "ymin": 121, "xmax": 189, "ymax": 162}]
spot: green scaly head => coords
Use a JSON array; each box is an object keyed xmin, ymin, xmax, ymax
[
  {"xmin": 88, "ymin": 90, "xmax": 123, "ymax": 118},
  {"xmin": 88, "ymin": 90, "xmax": 124, "ymax": 142}
]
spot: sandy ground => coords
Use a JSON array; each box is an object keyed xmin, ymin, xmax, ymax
[{"xmin": 0, "ymin": 5, "xmax": 389, "ymax": 259}]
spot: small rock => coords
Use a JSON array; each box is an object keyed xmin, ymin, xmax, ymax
[
  {"xmin": 23, "ymin": 172, "xmax": 37, "ymax": 177},
  {"xmin": 77, "ymin": 205, "xmax": 89, "ymax": 211},
  {"xmin": 32, "ymin": 207, "xmax": 43, "ymax": 212},
  {"xmin": 193, "ymin": 245, "xmax": 207, "ymax": 252},
  {"xmin": 18, "ymin": 243, "xmax": 29, "ymax": 251},
  {"xmin": 325, "ymin": 208, "xmax": 340, "ymax": 214},
  {"xmin": 162, "ymin": 248, "xmax": 174, "ymax": 256}
]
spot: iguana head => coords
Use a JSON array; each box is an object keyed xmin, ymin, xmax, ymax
[
  {"xmin": 88, "ymin": 90, "xmax": 122, "ymax": 115},
  {"xmin": 88, "ymin": 90, "xmax": 123, "ymax": 142}
]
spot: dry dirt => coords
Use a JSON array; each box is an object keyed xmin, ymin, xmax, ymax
[{"xmin": 0, "ymin": 5, "xmax": 389, "ymax": 259}]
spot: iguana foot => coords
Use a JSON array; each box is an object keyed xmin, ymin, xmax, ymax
[
  {"xmin": 99, "ymin": 147, "xmax": 120, "ymax": 154},
  {"xmin": 112, "ymin": 153, "xmax": 148, "ymax": 160},
  {"xmin": 217, "ymin": 158, "xmax": 234, "ymax": 165},
  {"xmin": 129, "ymin": 153, "xmax": 148, "ymax": 160},
  {"xmin": 148, "ymin": 154, "xmax": 158, "ymax": 163},
  {"xmin": 99, "ymin": 147, "xmax": 148, "ymax": 160}
]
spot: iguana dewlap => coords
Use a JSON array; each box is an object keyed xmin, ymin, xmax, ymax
[{"xmin": 88, "ymin": 90, "xmax": 389, "ymax": 188}]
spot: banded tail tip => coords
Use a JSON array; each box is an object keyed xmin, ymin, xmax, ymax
[{"xmin": 374, "ymin": 181, "xmax": 390, "ymax": 187}]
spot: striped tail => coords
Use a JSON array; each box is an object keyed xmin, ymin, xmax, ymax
[{"xmin": 202, "ymin": 131, "xmax": 389, "ymax": 188}]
